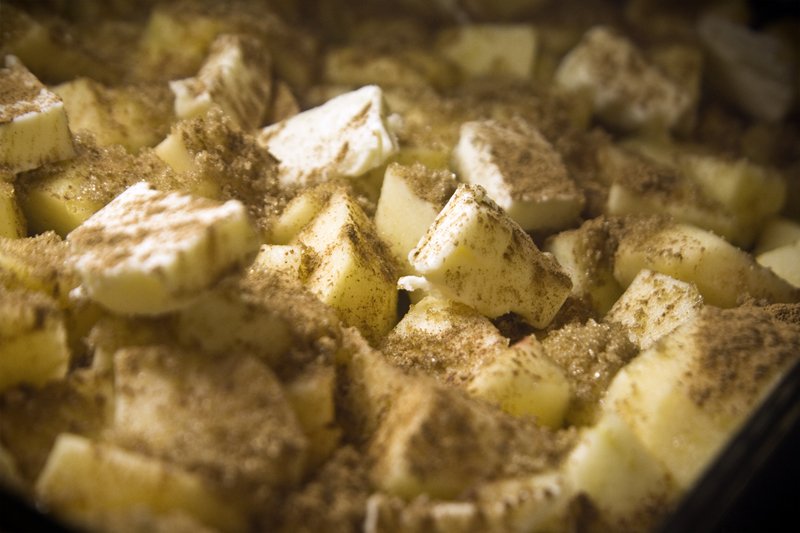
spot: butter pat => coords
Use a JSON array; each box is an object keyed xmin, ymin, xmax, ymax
[
  {"xmin": 452, "ymin": 119, "xmax": 583, "ymax": 232},
  {"xmin": 0, "ymin": 56, "xmax": 75, "ymax": 176},
  {"xmin": 68, "ymin": 182, "xmax": 259, "ymax": 315},
  {"xmin": 259, "ymin": 85, "xmax": 398, "ymax": 187}
]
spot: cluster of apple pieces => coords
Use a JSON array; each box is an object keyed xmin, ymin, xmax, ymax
[{"xmin": 1, "ymin": 1, "xmax": 800, "ymax": 532}]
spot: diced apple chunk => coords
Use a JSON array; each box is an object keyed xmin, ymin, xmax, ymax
[
  {"xmin": 604, "ymin": 305, "xmax": 800, "ymax": 489},
  {"xmin": 285, "ymin": 364, "xmax": 342, "ymax": 468},
  {"xmin": 68, "ymin": 182, "xmax": 259, "ymax": 315},
  {"xmin": 563, "ymin": 412, "xmax": 677, "ymax": 531},
  {"xmin": 323, "ymin": 47, "xmax": 459, "ymax": 91},
  {"xmin": 436, "ymin": 24, "xmax": 538, "ymax": 80},
  {"xmin": 18, "ymin": 139, "xmax": 176, "ymax": 237},
  {"xmin": 293, "ymin": 187, "xmax": 398, "ymax": 343},
  {"xmin": 452, "ymin": 119, "xmax": 583, "ymax": 232},
  {"xmin": 614, "ymin": 219, "xmax": 799, "ymax": 307},
  {"xmin": 374, "ymin": 162, "xmax": 457, "ymax": 271},
  {"xmin": 544, "ymin": 217, "xmax": 625, "ymax": 317},
  {"xmin": 0, "ymin": 287, "xmax": 70, "ymax": 390},
  {"xmin": 369, "ymin": 379, "xmax": 568, "ymax": 500},
  {"xmin": 35, "ymin": 433, "xmax": 247, "ymax": 533},
  {"xmin": 0, "ymin": 286, "xmax": 69, "ymax": 392},
  {"xmin": 599, "ymin": 144, "xmax": 748, "ymax": 246},
  {"xmin": 176, "ymin": 270, "xmax": 342, "ymax": 376},
  {"xmin": 250, "ymin": 243, "xmax": 313, "ymax": 281},
  {"xmin": 0, "ymin": 182, "xmax": 25, "ymax": 238},
  {"xmin": 171, "ymin": 33, "xmax": 272, "ymax": 130},
  {"xmin": 0, "ymin": 56, "xmax": 75, "ymax": 175},
  {"xmin": 757, "ymin": 242, "xmax": 800, "ymax": 288},
  {"xmin": 134, "ymin": 4, "xmax": 228, "ymax": 81},
  {"xmin": 467, "ymin": 335, "xmax": 571, "ymax": 427},
  {"xmin": 0, "ymin": 232, "xmax": 77, "ymax": 304},
  {"xmin": 53, "ymin": 78, "xmax": 173, "ymax": 153},
  {"xmin": 0, "ymin": 368, "xmax": 112, "ymax": 484},
  {"xmin": 268, "ymin": 183, "xmax": 335, "ymax": 244},
  {"xmin": 605, "ymin": 269, "xmax": 704, "ymax": 350},
  {"xmin": 380, "ymin": 295, "xmax": 508, "ymax": 385},
  {"xmin": 407, "ymin": 184, "xmax": 571, "ymax": 327},
  {"xmin": 555, "ymin": 27, "xmax": 692, "ymax": 132}
]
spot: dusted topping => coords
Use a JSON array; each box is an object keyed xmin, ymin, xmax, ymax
[
  {"xmin": 68, "ymin": 182, "xmax": 259, "ymax": 314},
  {"xmin": 111, "ymin": 345, "xmax": 308, "ymax": 520},
  {"xmin": 0, "ymin": 285, "xmax": 62, "ymax": 339},
  {"xmin": 171, "ymin": 33, "xmax": 273, "ymax": 129},
  {"xmin": 543, "ymin": 319, "xmax": 637, "ymax": 423},
  {"xmin": 409, "ymin": 184, "xmax": 572, "ymax": 327},
  {"xmin": 280, "ymin": 446, "xmax": 372, "ymax": 531},
  {"xmin": 380, "ymin": 296, "xmax": 507, "ymax": 386},
  {"xmin": 0, "ymin": 231, "xmax": 77, "ymax": 301},
  {"xmin": 259, "ymin": 85, "xmax": 399, "ymax": 187},
  {"xmin": 390, "ymin": 161, "xmax": 457, "ymax": 207},
  {"xmin": 0, "ymin": 56, "xmax": 60, "ymax": 123},
  {"xmin": 164, "ymin": 109, "xmax": 287, "ymax": 232},
  {"xmin": 463, "ymin": 119, "xmax": 575, "ymax": 203},
  {"xmin": 555, "ymin": 26, "xmax": 692, "ymax": 132},
  {"xmin": 1, "ymin": 2, "xmax": 799, "ymax": 532},
  {"xmin": 686, "ymin": 305, "xmax": 800, "ymax": 413}
]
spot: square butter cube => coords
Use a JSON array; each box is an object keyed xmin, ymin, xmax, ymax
[
  {"xmin": 259, "ymin": 85, "xmax": 399, "ymax": 187},
  {"xmin": 453, "ymin": 119, "xmax": 583, "ymax": 232},
  {"xmin": 68, "ymin": 182, "xmax": 259, "ymax": 315},
  {"xmin": 0, "ymin": 56, "xmax": 75, "ymax": 176}
]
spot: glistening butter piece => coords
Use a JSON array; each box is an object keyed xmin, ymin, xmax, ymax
[
  {"xmin": 0, "ymin": 56, "xmax": 75, "ymax": 176},
  {"xmin": 452, "ymin": 119, "xmax": 583, "ymax": 232},
  {"xmin": 258, "ymin": 85, "xmax": 398, "ymax": 187},
  {"xmin": 68, "ymin": 182, "xmax": 258, "ymax": 315}
]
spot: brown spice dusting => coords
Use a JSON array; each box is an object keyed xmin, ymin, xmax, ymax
[
  {"xmin": 471, "ymin": 118, "xmax": 579, "ymax": 203},
  {"xmin": 0, "ymin": 231, "xmax": 77, "ymax": 301},
  {"xmin": 542, "ymin": 319, "xmax": 638, "ymax": 425},
  {"xmin": 370, "ymin": 383, "xmax": 576, "ymax": 497},
  {"xmin": 380, "ymin": 298, "xmax": 507, "ymax": 386},
  {"xmin": 110, "ymin": 345, "xmax": 308, "ymax": 522},
  {"xmin": 18, "ymin": 135, "xmax": 160, "ymax": 208},
  {"xmin": 685, "ymin": 306, "xmax": 800, "ymax": 414},
  {"xmin": 171, "ymin": 109, "xmax": 289, "ymax": 234},
  {"xmin": 279, "ymin": 446, "xmax": 372, "ymax": 532},
  {"xmin": 389, "ymin": 161, "xmax": 457, "ymax": 207},
  {"xmin": 201, "ymin": 270, "xmax": 344, "ymax": 381},
  {"xmin": 0, "ymin": 368, "xmax": 112, "ymax": 483},
  {"xmin": 0, "ymin": 57, "xmax": 52, "ymax": 121}
]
